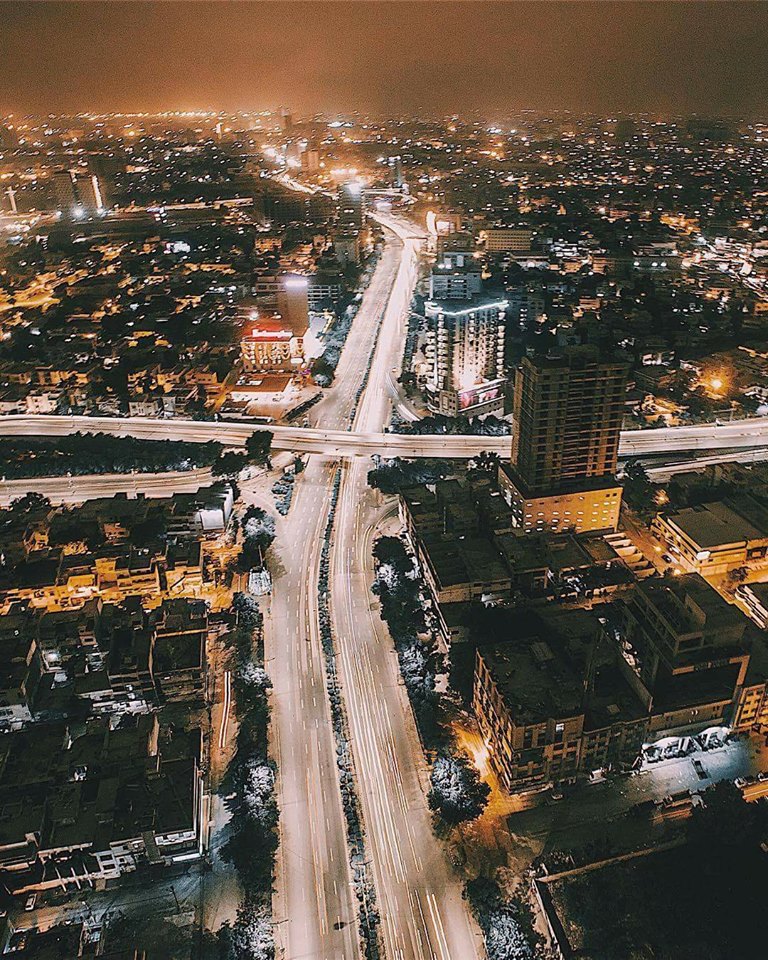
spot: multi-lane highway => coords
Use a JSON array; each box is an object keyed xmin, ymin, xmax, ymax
[
  {"xmin": 619, "ymin": 417, "xmax": 768, "ymax": 455},
  {"xmin": 262, "ymin": 219, "xmax": 420, "ymax": 959},
  {"xmin": 331, "ymin": 222, "xmax": 484, "ymax": 960},
  {"xmin": 0, "ymin": 466, "xmax": 215, "ymax": 506}
]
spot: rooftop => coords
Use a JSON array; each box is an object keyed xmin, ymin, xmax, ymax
[
  {"xmin": 662, "ymin": 497, "xmax": 768, "ymax": 549},
  {"xmin": 636, "ymin": 573, "xmax": 748, "ymax": 641},
  {"xmin": 478, "ymin": 609, "xmax": 599, "ymax": 725}
]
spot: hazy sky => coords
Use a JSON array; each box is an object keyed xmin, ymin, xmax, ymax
[{"xmin": 2, "ymin": 1, "xmax": 767, "ymax": 118}]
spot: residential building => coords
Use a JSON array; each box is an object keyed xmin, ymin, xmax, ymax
[
  {"xmin": 473, "ymin": 608, "xmax": 647, "ymax": 792},
  {"xmin": 652, "ymin": 496, "xmax": 768, "ymax": 576},
  {"xmin": 621, "ymin": 574, "xmax": 752, "ymax": 734},
  {"xmin": 500, "ymin": 347, "xmax": 628, "ymax": 534},
  {"xmin": 428, "ymin": 256, "xmax": 483, "ymax": 300},
  {"xmin": 338, "ymin": 181, "xmax": 364, "ymax": 229},
  {"xmin": 240, "ymin": 313, "xmax": 305, "ymax": 372},
  {"xmin": 423, "ymin": 297, "xmax": 507, "ymax": 417}
]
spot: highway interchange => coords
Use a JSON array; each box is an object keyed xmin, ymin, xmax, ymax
[{"xmin": 4, "ymin": 213, "xmax": 768, "ymax": 960}]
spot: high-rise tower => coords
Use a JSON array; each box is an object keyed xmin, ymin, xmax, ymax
[{"xmin": 500, "ymin": 347, "xmax": 629, "ymax": 534}]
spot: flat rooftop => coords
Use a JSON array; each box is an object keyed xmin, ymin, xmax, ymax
[
  {"xmin": 636, "ymin": 573, "xmax": 748, "ymax": 639},
  {"xmin": 663, "ymin": 499, "xmax": 768, "ymax": 548},
  {"xmin": 478, "ymin": 610, "xmax": 599, "ymax": 725}
]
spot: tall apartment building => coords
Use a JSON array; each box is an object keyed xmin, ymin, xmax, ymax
[
  {"xmin": 424, "ymin": 297, "xmax": 507, "ymax": 417},
  {"xmin": 52, "ymin": 167, "xmax": 106, "ymax": 218},
  {"xmin": 53, "ymin": 169, "xmax": 79, "ymax": 216},
  {"xmin": 300, "ymin": 147, "xmax": 320, "ymax": 172},
  {"xmin": 499, "ymin": 347, "xmax": 629, "ymax": 534},
  {"xmin": 275, "ymin": 274, "xmax": 309, "ymax": 336}
]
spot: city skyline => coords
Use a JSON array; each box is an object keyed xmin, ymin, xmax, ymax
[{"xmin": 2, "ymin": 2, "xmax": 768, "ymax": 118}]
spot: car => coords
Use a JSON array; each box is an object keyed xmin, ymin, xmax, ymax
[
  {"xmin": 549, "ymin": 791, "xmax": 564, "ymax": 802},
  {"xmin": 692, "ymin": 759, "xmax": 708, "ymax": 780},
  {"xmin": 757, "ymin": 771, "xmax": 768, "ymax": 782},
  {"xmin": 661, "ymin": 553, "xmax": 674, "ymax": 563},
  {"xmin": 24, "ymin": 894, "xmax": 36, "ymax": 911},
  {"xmin": 734, "ymin": 777, "xmax": 749, "ymax": 789}
]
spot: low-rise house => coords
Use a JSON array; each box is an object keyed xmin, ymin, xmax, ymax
[
  {"xmin": 0, "ymin": 716, "xmax": 203, "ymax": 894},
  {"xmin": 652, "ymin": 495, "xmax": 768, "ymax": 576}
]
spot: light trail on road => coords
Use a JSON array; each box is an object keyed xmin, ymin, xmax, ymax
[
  {"xmin": 329, "ymin": 217, "xmax": 484, "ymax": 960},
  {"xmin": 218, "ymin": 670, "xmax": 232, "ymax": 753},
  {"xmin": 259, "ymin": 219, "xmax": 422, "ymax": 959}
]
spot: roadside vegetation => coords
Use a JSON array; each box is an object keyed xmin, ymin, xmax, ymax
[
  {"xmin": 0, "ymin": 432, "xmax": 223, "ymax": 478},
  {"xmin": 0, "ymin": 429, "xmax": 273, "ymax": 481},
  {"xmin": 367, "ymin": 457, "xmax": 453, "ymax": 494},
  {"xmin": 372, "ymin": 536, "xmax": 488, "ymax": 822},
  {"xmin": 390, "ymin": 412, "xmax": 511, "ymax": 436},
  {"xmin": 464, "ymin": 878, "xmax": 543, "ymax": 960}
]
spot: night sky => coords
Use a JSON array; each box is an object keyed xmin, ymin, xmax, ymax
[{"xmin": 2, "ymin": 1, "xmax": 767, "ymax": 118}]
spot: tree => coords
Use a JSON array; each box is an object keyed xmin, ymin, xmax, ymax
[
  {"xmin": 232, "ymin": 592, "xmax": 262, "ymax": 629},
  {"xmin": 219, "ymin": 904, "xmax": 275, "ymax": 960},
  {"xmin": 427, "ymin": 755, "xmax": 490, "ymax": 825},
  {"xmin": 621, "ymin": 458, "xmax": 657, "ymax": 516},
  {"xmin": 464, "ymin": 878, "xmax": 539, "ymax": 960},
  {"xmin": 687, "ymin": 780, "xmax": 766, "ymax": 856},
  {"xmin": 469, "ymin": 451, "xmax": 500, "ymax": 476},
  {"xmin": 7, "ymin": 491, "xmax": 51, "ymax": 515},
  {"xmin": 367, "ymin": 458, "xmax": 450, "ymax": 495},
  {"xmin": 242, "ymin": 508, "xmax": 276, "ymax": 550},
  {"xmin": 373, "ymin": 535, "xmax": 413, "ymax": 573},
  {"xmin": 240, "ymin": 758, "xmax": 278, "ymax": 831},
  {"xmin": 212, "ymin": 451, "xmax": 247, "ymax": 478},
  {"xmin": 245, "ymin": 430, "xmax": 273, "ymax": 465},
  {"xmin": 238, "ymin": 507, "xmax": 276, "ymax": 570}
]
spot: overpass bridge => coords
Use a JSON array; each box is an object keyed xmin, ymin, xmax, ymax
[{"xmin": 3, "ymin": 414, "xmax": 768, "ymax": 464}]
